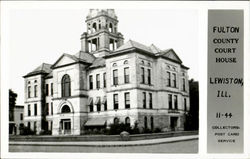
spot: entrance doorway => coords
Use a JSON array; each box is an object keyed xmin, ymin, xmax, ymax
[
  {"xmin": 170, "ymin": 117, "xmax": 178, "ymax": 131},
  {"xmin": 60, "ymin": 119, "xmax": 71, "ymax": 134}
]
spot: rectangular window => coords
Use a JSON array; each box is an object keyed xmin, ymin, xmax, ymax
[
  {"xmin": 182, "ymin": 78, "xmax": 186, "ymax": 91},
  {"xmin": 124, "ymin": 67, "xmax": 129, "ymax": 83},
  {"xmin": 89, "ymin": 75, "xmax": 93, "ymax": 89},
  {"xmin": 143, "ymin": 92, "xmax": 146, "ymax": 109},
  {"xmin": 34, "ymin": 122, "xmax": 37, "ymax": 132},
  {"xmin": 20, "ymin": 113, "xmax": 23, "ymax": 120},
  {"xmin": 46, "ymin": 103, "xmax": 49, "ymax": 115},
  {"xmin": 90, "ymin": 104, "xmax": 93, "ymax": 112},
  {"xmin": 125, "ymin": 92, "xmax": 130, "ymax": 109},
  {"xmin": 51, "ymin": 83, "xmax": 53, "ymax": 95},
  {"xmin": 28, "ymin": 86, "xmax": 31, "ymax": 98},
  {"xmin": 34, "ymin": 85, "xmax": 37, "ymax": 97},
  {"xmin": 174, "ymin": 95, "xmax": 178, "ymax": 109},
  {"xmin": 167, "ymin": 71, "xmax": 171, "ymax": 86},
  {"xmin": 46, "ymin": 84, "xmax": 49, "ymax": 96},
  {"xmin": 96, "ymin": 97, "xmax": 101, "ymax": 112},
  {"xmin": 51, "ymin": 121, "xmax": 53, "ymax": 131},
  {"xmin": 103, "ymin": 73, "xmax": 106, "ymax": 88},
  {"xmin": 149, "ymin": 93, "xmax": 153, "ymax": 109},
  {"xmin": 173, "ymin": 73, "xmax": 177, "ymax": 88},
  {"xmin": 96, "ymin": 74, "xmax": 100, "ymax": 89},
  {"xmin": 113, "ymin": 69, "xmax": 118, "ymax": 85},
  {"xmin": 141, "ymin": 67, "xmax": 145, "ymax": 84},
  {"xmin": 184, "ymin": 98, "xmax": 187, "ymax": 111},
  {"xmin": 168, "ymin": 94, "xmax": 172, "ymax": 109},
  {"xmin": 28, "ymin": 105, "xmax": 31, "ymax": 116},
  {"xmin": 147, "ymin": 69, "xmax": 151, "ymax": 85},
  {"xmin": 34, "ymin": 104, "xmax": 37, "ymax": 116},
  {"xmin": 51, "ymin": 102, "xmax": 53, "ymax": 115},
  {"xmin": 89, "ymin": 97, "xmax": 94, "ymax": 112},
  {"xmin": 113, "ymin": 94, "xmax": 118, "ymax": 109},
  {"xmin": 104, "ymin": 102, "xmax": 107, "ymax": 111}
]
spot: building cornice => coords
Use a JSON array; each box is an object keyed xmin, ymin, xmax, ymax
[
  {"xmin": 85, "ymin": 14, "xmax": 118, "ymax": 23},
  {"xmin": 106, "ymin": 86, "xmax": 189, "ymax": 96},
  {"xmin": 52, "ymin": 94, "xmax": 88, "ymax": 100},
  {"xmin": 105, "ymin": 48, "xmax": 183, "ymax": 65},
  {"xmin": 51, "ymin": 61, "xmax": 91, "ymax": 70},
  {"xmin": 25, "ymin": 99, "xmax": 43, "ymax": 104},
  {"xmin": 23, "ymin": 72, "xmax": 47, "ymax": 78}
]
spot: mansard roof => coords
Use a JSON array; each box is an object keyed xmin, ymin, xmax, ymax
[
  {"xmin": 106, "ymin": 40, "xmax": 184, "ymax": 64},
  {"xmin": 23, "ymin": 63, "xmax": 52, "ymax": 78}
]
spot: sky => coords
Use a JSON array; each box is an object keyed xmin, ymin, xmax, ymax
[{"xmin": 8, "ymin": 8, "xmax": 198, "ymax": 105}]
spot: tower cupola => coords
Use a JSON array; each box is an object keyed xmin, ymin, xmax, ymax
[{"xmin": 80, "ymin": 9, "xmax": 124, "ymax": 57}]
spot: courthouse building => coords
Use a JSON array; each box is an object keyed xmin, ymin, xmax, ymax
[{"xmin": 23, "ymin": 9, "xmax": 190, "ymax": 135}]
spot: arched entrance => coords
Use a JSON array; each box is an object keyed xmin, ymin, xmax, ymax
[{"xmin": 59, "ymin": 105, "xmax": 72, "ymax": 135}]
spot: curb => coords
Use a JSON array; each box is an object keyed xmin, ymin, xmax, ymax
[{"xmin": 9, "ymin": 135, "xmax": 198, "ymax": 147}]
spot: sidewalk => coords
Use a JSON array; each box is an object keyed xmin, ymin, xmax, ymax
[{"xmin": 9, "ymin": 135, "xmax": 198, "ymax": 147}]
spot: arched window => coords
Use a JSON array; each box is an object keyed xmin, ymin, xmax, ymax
[
  {"xmin": 92, "ymin": 23, "xmax": 97, "ymax": 32},
  {"xmin": 61, "ymin": 74, "xmax": 71, "ymax": 97},
  {"xmin": 61, "ymin": 105, "xmax": 71, "ymax": 113},
  {"xmin": 124, "ymin": 60, "xmax": 128, "ymax": 65},
  {"xmin": 114, "ymin": 117, "xmax": 119, "ymax": 124},
  {"xmin": 144, "ymin": 116, "xmax": 147, "ymax": 129},
  {"xmin": 112, "ymin": 63, "xmax": 117, "ymax": 67},
  {"xmin": 125, "ymin": 117, "xmax": 130, "ymax": 126},
  {"xmin": 98, "ymin": 22, "xmax": 101, "ymax": 30},
  {"xmin": 109, "ymin": 23, "xmax": 113, "ymax": 32},
  {"xmin": 141, "ymin": 60, "xmax": 144, "ymax": 65}
]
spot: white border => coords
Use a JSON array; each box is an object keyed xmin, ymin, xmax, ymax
[{"xmin": 1, "ymin": 1, "xmax": 249, "ymax": 159}]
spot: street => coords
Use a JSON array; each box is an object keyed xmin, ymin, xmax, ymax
[{"xmin": 9, "ymin": 139, "xmax": 198, "ymax": 153}]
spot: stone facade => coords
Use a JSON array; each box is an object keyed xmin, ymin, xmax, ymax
[{"xmin": 23, "ymin": 9, "xmax": 190, "ymax": 135}]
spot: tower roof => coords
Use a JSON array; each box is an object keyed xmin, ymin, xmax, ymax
[{"xmin": 86, "ymin": 9, "xmax": 117, "ymax": 20}]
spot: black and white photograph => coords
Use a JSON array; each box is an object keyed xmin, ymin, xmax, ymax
[
  {"xmin": 7, "ymin": 7, "xmax": 199, "ymax": 153},
  {"xmin": 1, "ymin": 1, "xmax": 249, "ymax": 159}
]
